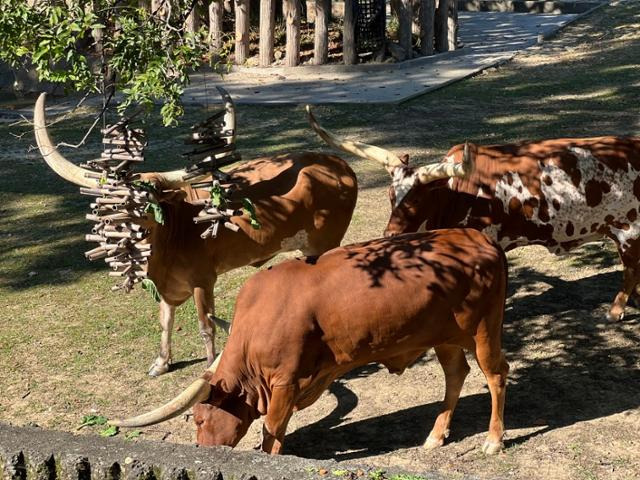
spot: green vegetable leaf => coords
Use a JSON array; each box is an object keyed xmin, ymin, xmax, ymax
[
  {"xmin": 125, "ymin": 430, "xmax": 142, "ymax": 441},
  {"xmin": 99, "ymin": 425, "xmax": 119, "ymax": 437},
  {"xmin": 78, "ymin": 414, "xmax": 108, "ymax": 429},
  {"xmin": 242, "ymin": 198, "xmax": 261, "ymax": 230},
  {"xmin": 131, "ymin": 180, "xmax": 158, "ymax": 194},
  {"xmin": 141, "ymin": 278, "xmax": 161, "ymax": 303},
  {"xmin": 144, "ymin": 202, "xmax": 164, "ymax": 225},
  {"xmin": 209, "ymin": 183, "xmax": 225, "ymax": 208}
]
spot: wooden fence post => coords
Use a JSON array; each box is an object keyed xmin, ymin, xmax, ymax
[
  {"xmin": 419, "ymin": 0, "xmax": 434, "ymax": 55},
  {"xmin": 235, "ymin": 0, "xmax": 250, "ymax": 64},
  {"xmin": 185, "ymin": 1, "xmax": 200, "ymax": 33},
  {"xmin": 209, "ymin": 0, "xmax": 223, "ymax": 52},
  {"xmin": 397, "ymin": 0, "xmax": 412, "ymax": 60},
  {"xmin": 284, "ymin": 0, "xmax": 300, "ymax": 66},
  {"xmin": 260, "ymin": 0, "xmax": 276, "ymax": 65},
  {"xmin": 447, "ymin": 0, "xmax": 457, "ymax": 51},
  {"xmin": 435, "ymin": 0, "xmax": 448, "ymax": 52},
  {"xmin": 314, "ymin": 0, "xmax": 330, "ymax": 65},
  {"xmin": 343, "ymin": 0, "xmax": 356, "ymax": 64}
]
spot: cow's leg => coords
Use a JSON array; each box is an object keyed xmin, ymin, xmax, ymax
[
  {"xmin": 193, "ymin": 286, "xmax": 217, "ymax": 367},
  {"xmin": 149, "ymin": 299, "xmax": 176, "ymax": 377},
  {"xmin": 261, "ymin": 384, "xmax": 297, "ymax": 454},
  {"xmin": 424, "ymin": 344, "xmax": 470, "ymax": 449},
  {"xmin": 474, "ymin": 335, "xmax": 509, "ymax": 455},
  {"xmin": 608, "ymin": 239, "xmax": 640, "ymax": 322}
]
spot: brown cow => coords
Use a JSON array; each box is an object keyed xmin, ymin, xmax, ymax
[
  {"xmin": 307, "ymin": 107, "xmax": 640, "ymax": 322},
  {"xmin": 33, "ymin": 94, "xmax": 358, "ymax": 376},
  {"xmin": 112, "ymin": 228, "xmax": 510, "ymax": 455}
]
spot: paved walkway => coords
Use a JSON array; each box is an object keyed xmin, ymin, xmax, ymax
[
  {"xmin": 183, "ymin": 11, "xmax": 580, "ymax": 105},
  {"xmin": 1, "ymin": 6, "xmax": 602, "ymax": 118}
]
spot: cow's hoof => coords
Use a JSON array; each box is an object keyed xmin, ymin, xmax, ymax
[
  {"xmin": 605, "ymin": 311, "xmax": 624, "ymax": 322},
  {"xmin": 481, "ymin": 439, "xmax": 503, "ymax": 455},
  {"xmin": 148, "ymin": 362, "xmax": 170, "ymax": 377},
  {"xmin": 423, "ymin": 436, "xmax": 444, "ymax": 450}
]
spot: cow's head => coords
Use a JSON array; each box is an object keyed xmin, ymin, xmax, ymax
[
  {"xmin": 109, "ymin": 356, "xmax": 257, "ymax": 447},
  {"xmin": 306, "ymin": 106, "xmax": 474, "ymax": 237},
  {"xmin": 192, "ymin": 378, "xmax": 257, "ymax": 446}
]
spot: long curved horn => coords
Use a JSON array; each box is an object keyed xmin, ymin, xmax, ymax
[
  {"xmin": 151, "ymin": 87, "xmax": 236, "ymax": 188},
  {"xmin": 416, "ymin": 142, "xmax": 474, "ymax": 184},
  {"xmin": 109, "ymin": 351, "xmax": 223, "ymax": 428},
  {"xmin": 306, "ymin": 105, "xmax": 404, "ymax": 176},
  {"xmin": 217, "ymin": 86, "xmax": 236, "ymax": 147},
  {"xmin": 33, "ymin": 93, "xmax": 98, "ymax": 188}
]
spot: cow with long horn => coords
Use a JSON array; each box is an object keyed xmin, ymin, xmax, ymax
[
  {"xmin": 307, "ymin": 106, "xmax": 640, "ymax": 322},
  {"xmin": 34, "ymin": 94, "xmax": 358, "ymax": 376},
  {"xmin": 112, "ymin": 228, "xmax": 509, "ymax": 455}
]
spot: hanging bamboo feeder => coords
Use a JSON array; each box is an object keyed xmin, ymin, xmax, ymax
[{"xmin": 81, "ymin": 120, "xmax": 152, "ymax": 293}]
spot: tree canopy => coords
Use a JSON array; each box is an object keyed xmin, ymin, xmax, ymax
[{"xmin": 0, "ymin": 0, "xmax": 219, "ymax": 125}]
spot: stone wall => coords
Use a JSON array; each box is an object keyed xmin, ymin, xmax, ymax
[{"xmin": 0, "ymin": 423, "xmax": 353, "ymax": 480}]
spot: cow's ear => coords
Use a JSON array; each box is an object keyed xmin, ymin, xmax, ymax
[
  {"xmin": 201, "ymin": 377, "xmax": 231, "ymax": 407},
  {"xmin": 400, "ymin": 153, "xmax": 410, "ymax": 166}
]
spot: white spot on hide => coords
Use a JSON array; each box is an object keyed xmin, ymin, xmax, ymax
[
  {"xmin": 392, "ymin": 168, "xmax": 417, "ymax": 207},
  {"xmin": 486, "ymin": 146, "xmax": 640, "ymax": 253}
]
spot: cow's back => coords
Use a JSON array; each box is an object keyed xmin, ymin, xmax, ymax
[
  {"xmin": 447, "ymin": 136, "xmax": 640, "ymax": 253},
  {"xmin": 227, "ymin": 229, "xmax": 506, "ymax": 393}
]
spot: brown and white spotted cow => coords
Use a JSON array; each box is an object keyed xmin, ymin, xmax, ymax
[{"xmin": 307, "ymin": 106, "xmax": 640, "ymax": 322}]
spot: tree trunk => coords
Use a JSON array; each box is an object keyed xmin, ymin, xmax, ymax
[
  {"xmin": 209, "ymin": 0, "xmax": 223, "ymax": 53},
  {"xmin": 397, "ymin": 0, "xmax": 413, "ymax": 60},
  {"xmin": 284, "ymin": 0, "xmax": 300, "ymax": 66},
  {"xmin": 235, "ymin": 0, "xmax": 250, "ymax": 64},
  {"xmin": 435, "ymin": 0, "xmax": 448, "ymax": 52},
  {"xmin": 260, "ymin": 0, "xmax": 276, "ymax": 65},
  {"xmin": 314, "ymin": 0, "xmax": 330, "ymax": 65},
  {"xmin": 343, "ymin": 0, "xmax": 356, "ymax": 64},
  {"xmin": 420, "ymin": 0, "xmax": 435, "ymax": 55}
]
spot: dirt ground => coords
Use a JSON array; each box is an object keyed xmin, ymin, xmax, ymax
[{"xmin": 1, "ymin": 2, "xmax": 640, "ymax": 479}]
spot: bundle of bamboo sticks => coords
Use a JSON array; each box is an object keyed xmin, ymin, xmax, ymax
[
  {"xmin": 81, "ymin": 123, "xmax": 151, "ymax": 293},
  {"xmin": 185, "ymin": 87, "xmax": 244, "ymax": 240},
  {"xmin": 190, "ymin": 180, "xmax": 243, "ymax": 239}
]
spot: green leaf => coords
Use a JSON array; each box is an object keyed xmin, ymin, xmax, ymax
[
  {"xmin": 78, "ymin": 414, "xmax": 108, "ymax": 429},
  {"xmin": 210, "ymin": 183, "xmax": 225, "ymax": 208},
  {"xmin": 125, "ymin": 430, "xmax": 142, "ymax": 441},
  {"xmin": 141, "ymin": 279, "xmax": 161, "ymax": 303},
  {"xmin": 99, "ymin": 425, "xmax": 119, "ymax": 437},
  {"xmin": 242, "ymin": 198, "xmax": 261, "ymax": 230},
  {"xmin": 144, "ymin": 202, "xmax": 164, "ymax": 225}
]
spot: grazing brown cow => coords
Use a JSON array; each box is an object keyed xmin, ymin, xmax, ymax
[
  {"xmin": 33, "ymin": 94, "xmax": 358, "ymax": 376},
  {"xmin": 307, "ymin": 107, "xmax": 640, "ymax": 322},
  {"xmin": 112, "ymin": 228, "xmax": 510, "ymax": 455}
]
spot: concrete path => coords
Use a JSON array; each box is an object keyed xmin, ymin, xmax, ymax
[{"xmin": 183, "ymin": 11, "xmax": 579, "ymax": 106}]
